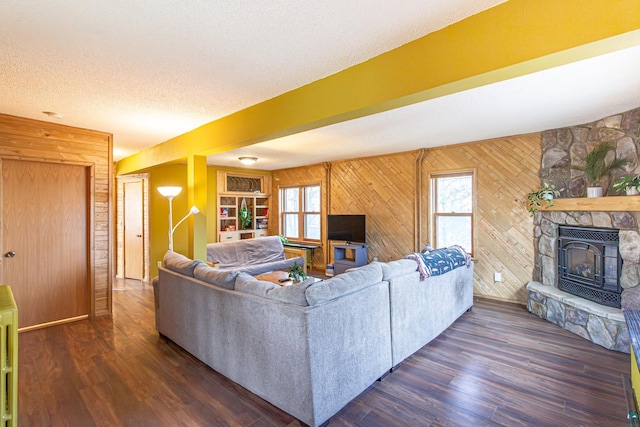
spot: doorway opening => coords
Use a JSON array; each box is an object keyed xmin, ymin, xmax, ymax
[{"xmin": 116, "ymin": 174, "xmax": 150, "ymax": 282}]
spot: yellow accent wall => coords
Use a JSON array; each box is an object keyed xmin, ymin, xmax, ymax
[{"xmin": 149, "ymin": 164, "xmax": 188, "ymax": 277}]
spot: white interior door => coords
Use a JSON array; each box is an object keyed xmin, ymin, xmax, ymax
[{"xmin": 124, "ymin": 180, "xmax": 143, "ymax": 280}]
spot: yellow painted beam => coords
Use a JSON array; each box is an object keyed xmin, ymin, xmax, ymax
[
  {"xmin": 117, "ymin": 0, "xmax": 640, "ymax": 175},
  {"xmin": 187, "ymin": 155, "xmax": 207, "ymax": 261}
]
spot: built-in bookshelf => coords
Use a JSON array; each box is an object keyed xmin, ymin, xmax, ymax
[{"xmin": 217, "ymin": 171, "xmax": 271, "ymax": 241}]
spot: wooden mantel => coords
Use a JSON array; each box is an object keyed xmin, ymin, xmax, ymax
[{"xmin": 541, "ymin": 196, "xmax": 640, "ymax": 212}]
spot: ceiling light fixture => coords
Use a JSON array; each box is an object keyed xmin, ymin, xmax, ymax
[
  {"xmin": 42, "ymin": 111, "xmax": 63, "ymax": 119},
  {"xmin": 239, "ymin": 157, "xmax": 258, "ymax": 165}
]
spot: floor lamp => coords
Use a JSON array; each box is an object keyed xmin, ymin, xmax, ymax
[{"xmin": 157, "ymin": 186, "xmax": 199, "ymax": 251}]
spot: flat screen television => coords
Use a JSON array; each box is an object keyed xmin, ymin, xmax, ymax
[{"xmin": 327, "ymin": 214, "xmax": 366, "ymax": 244}]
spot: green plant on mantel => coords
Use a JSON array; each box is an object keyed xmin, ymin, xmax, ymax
[
  {"xmin": 572, "ymin": 142, "xmax": 632, "ymax": 188},
  {"xmin": 613, "ymin": 174, "xmax": 640, "ymax": 195},
  {"xmin": 527, "ymin": 183, "xmax": 560, "ymax": 216}
]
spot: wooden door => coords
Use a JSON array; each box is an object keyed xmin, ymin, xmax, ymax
[
  {"xmin": 124, "ymin": 180, "xmax": 143, "ymax": 280},
  {"xmin": 1, "ymin": 159, "xmax": 88, "ymax": 329}
]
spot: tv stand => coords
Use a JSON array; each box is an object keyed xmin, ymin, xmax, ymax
[{"xmin": 333, "ymin": 243, "xmax": 369, "ymax": 275}]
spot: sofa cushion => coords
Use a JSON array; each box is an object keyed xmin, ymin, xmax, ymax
[
  {"xmin": 163, "ymin": 251, "xmax": 203, "ymax": 277},
  {"xmin": 306, "ymin": 263, "xmax": 383, "ymax": 306},
  {"xmin": 379, "ymin": 259, "xmax": 418, "ymax": 280},
  {"xmin": 193, "ymin": 263, "xmax": 239, "ymax": 290},
  {"xmin": 234, "ymin": 273, "xmax": 314, "ymax": 306}
]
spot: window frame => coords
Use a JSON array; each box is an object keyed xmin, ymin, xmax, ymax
[
  {"xmin": 429, "ymin": 170, "xmax": 476, "ymax": 256},
  {"xmin": 279, "ymin": 183, "xmax": 322, "ymax": 243}
]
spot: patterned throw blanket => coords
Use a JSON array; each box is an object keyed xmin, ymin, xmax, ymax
[{"xmin": 405, "ymin": 245, "xmax": 471, "ymax": 280}]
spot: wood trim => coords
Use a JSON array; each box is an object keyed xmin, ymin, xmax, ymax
[
  {"xmin": 539, "ymin": 195, "xmax": 640, "ymax": 212},
  {"xmin": 18, "ymin": 315, "xmax": 89, "ymax": 333},
  {"xmin": 87, "ymin": 164, "xmax": 95, "ymax": 317},
  {"xmin": 414, "ymin": 149, "xmax": 426, "ymax": 252},
  {"xmin": 323, "ymin": 162, "xmax": 332, "ymax": 264}
]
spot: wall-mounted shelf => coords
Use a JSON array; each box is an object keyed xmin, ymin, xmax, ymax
[{"xmin": 540, "ymin": 196, "xmax": 640, "ymax": 212}]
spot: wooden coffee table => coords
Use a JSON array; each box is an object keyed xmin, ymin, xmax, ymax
[
  {"xmin": 254, "ymin": 271, "xmax": 322, "ymax": 286},
  {"xmin": 254, "ymin": 270, "xmax": 293, "ymax": 286}
]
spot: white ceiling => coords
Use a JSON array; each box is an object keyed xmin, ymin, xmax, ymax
[{"xmin": 1, "ymin": 0, "xmax": 639, "ymax": 170}]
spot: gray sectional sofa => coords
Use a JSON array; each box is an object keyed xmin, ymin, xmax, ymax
[
  {"xmin": 154, "ymin": 249, "xmax": 474, "ymax": 426},
  {"xmin": 206, "ymin": 235, "xmax": 305, "ymax": 274}
]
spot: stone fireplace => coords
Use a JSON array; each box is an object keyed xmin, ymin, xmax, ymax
[
  {"xmin": 526, "ymin": 107, "xmax": 640, "ymax": 354},
  {"xmin": 557, "ymin": 225, "xmax": 621, "ymax": 308}
]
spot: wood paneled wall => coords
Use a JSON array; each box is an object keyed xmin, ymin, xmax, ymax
[
  {"xmin": 330, "ymin": 152, "xmax": 418, "ymax": 262},
  {"xmin": 271, "ymin": 164, "xmax": 327, "ymax": 267},
  {"xmin": 423, "ymin": 135, "xmax": 540, "ymax": 303},
  {"xmin": 273, "ymin": 134, "xmax": 540, "ymax": 304},
  {"xmin": 0, "ymin": 114, "xmax": 112, "ymax": 316}
]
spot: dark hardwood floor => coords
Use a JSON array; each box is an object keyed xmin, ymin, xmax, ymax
[{"xmin": 19, "ymin": 278, "xmax": 631, "ymax": 426}]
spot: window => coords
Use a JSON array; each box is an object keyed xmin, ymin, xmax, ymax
[
  {"xmin": 280, "ymin": 184, "xmax": 321, "ymax": 241},
  {"xmin": 430, "ymin": 172, "xmax": 474, "ymax": 255}
]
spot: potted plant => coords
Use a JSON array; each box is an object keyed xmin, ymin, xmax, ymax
[
  {"xmin": 613, "ymin": 174, "xmax": 640, "ymax": 195},
  {"xmin": 527, "ymin": 183, "xmax": 560, "ymax": 216},
  {"xmin": 239, "ymin": 198, "xmax": 252, "ymax": 229},
  {"xmin": 288, "ymin": 261, "xmax": 307, "ymax": 283},
  {"xmin": 572, "ymin": 142, "xmax": 631, "ymax": 197}
]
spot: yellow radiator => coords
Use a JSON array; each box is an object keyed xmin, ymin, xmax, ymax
[{"xmin": 0, "ymin": 287, "xmax": 17, "ymax": 427}]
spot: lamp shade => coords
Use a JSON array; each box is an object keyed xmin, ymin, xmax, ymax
[{"xmin": 157, "ymin": 186, "xmax": 182, "ymax": 198}]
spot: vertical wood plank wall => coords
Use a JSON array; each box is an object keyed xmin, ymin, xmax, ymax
[
  {"xmin": 0, "ymin": 114, "xmax": 112, "ymax": 316},
  {"xmin": 273, "ymin": 134, "xmax": 540, "ymax": 304}
]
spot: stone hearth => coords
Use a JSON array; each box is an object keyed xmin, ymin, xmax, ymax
[{"xmin": 527, "ymin": 281, "xmax": 628, "ymax": 352}]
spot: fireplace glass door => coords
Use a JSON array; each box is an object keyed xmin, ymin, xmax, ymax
[{"xmin": 563, "ymin": 242, "xmax": 601, "ymax": 285}]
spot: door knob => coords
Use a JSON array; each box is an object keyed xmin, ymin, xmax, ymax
[
  {"xmin": 136, "ymin": 234, "xmax": 142, "ymax": 238},
  {"xmin": 4, "ymin": 251, "xmax": 15, "ymax": 258}
]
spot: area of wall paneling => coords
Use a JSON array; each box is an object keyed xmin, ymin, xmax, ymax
[
  {"xmin": 271, "ymin": 164, "xmax": 327, "ymax": 267},
  {"xmin": 0, "ymin": 114, "xmax": 112, "ymax": 316},
  {"xmin": 272, "ymin": 135, "xmax": 539, "ymax": 304},
  {"xmin": 329, "ymin": 152, "xmax": 418, "ymax": 262},
  {"xmin": 422, "ymin": 134, "xmax": 540, "ymax": 303}
]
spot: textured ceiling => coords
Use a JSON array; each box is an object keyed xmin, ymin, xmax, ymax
[{"xmin": 0, "ymin": 0, "xmax": 507, "ymax": 161}]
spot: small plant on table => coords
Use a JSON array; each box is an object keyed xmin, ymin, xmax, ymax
[{"xmin": 288, "ymin": 262, "xmax": 307, "ymax": 283}]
